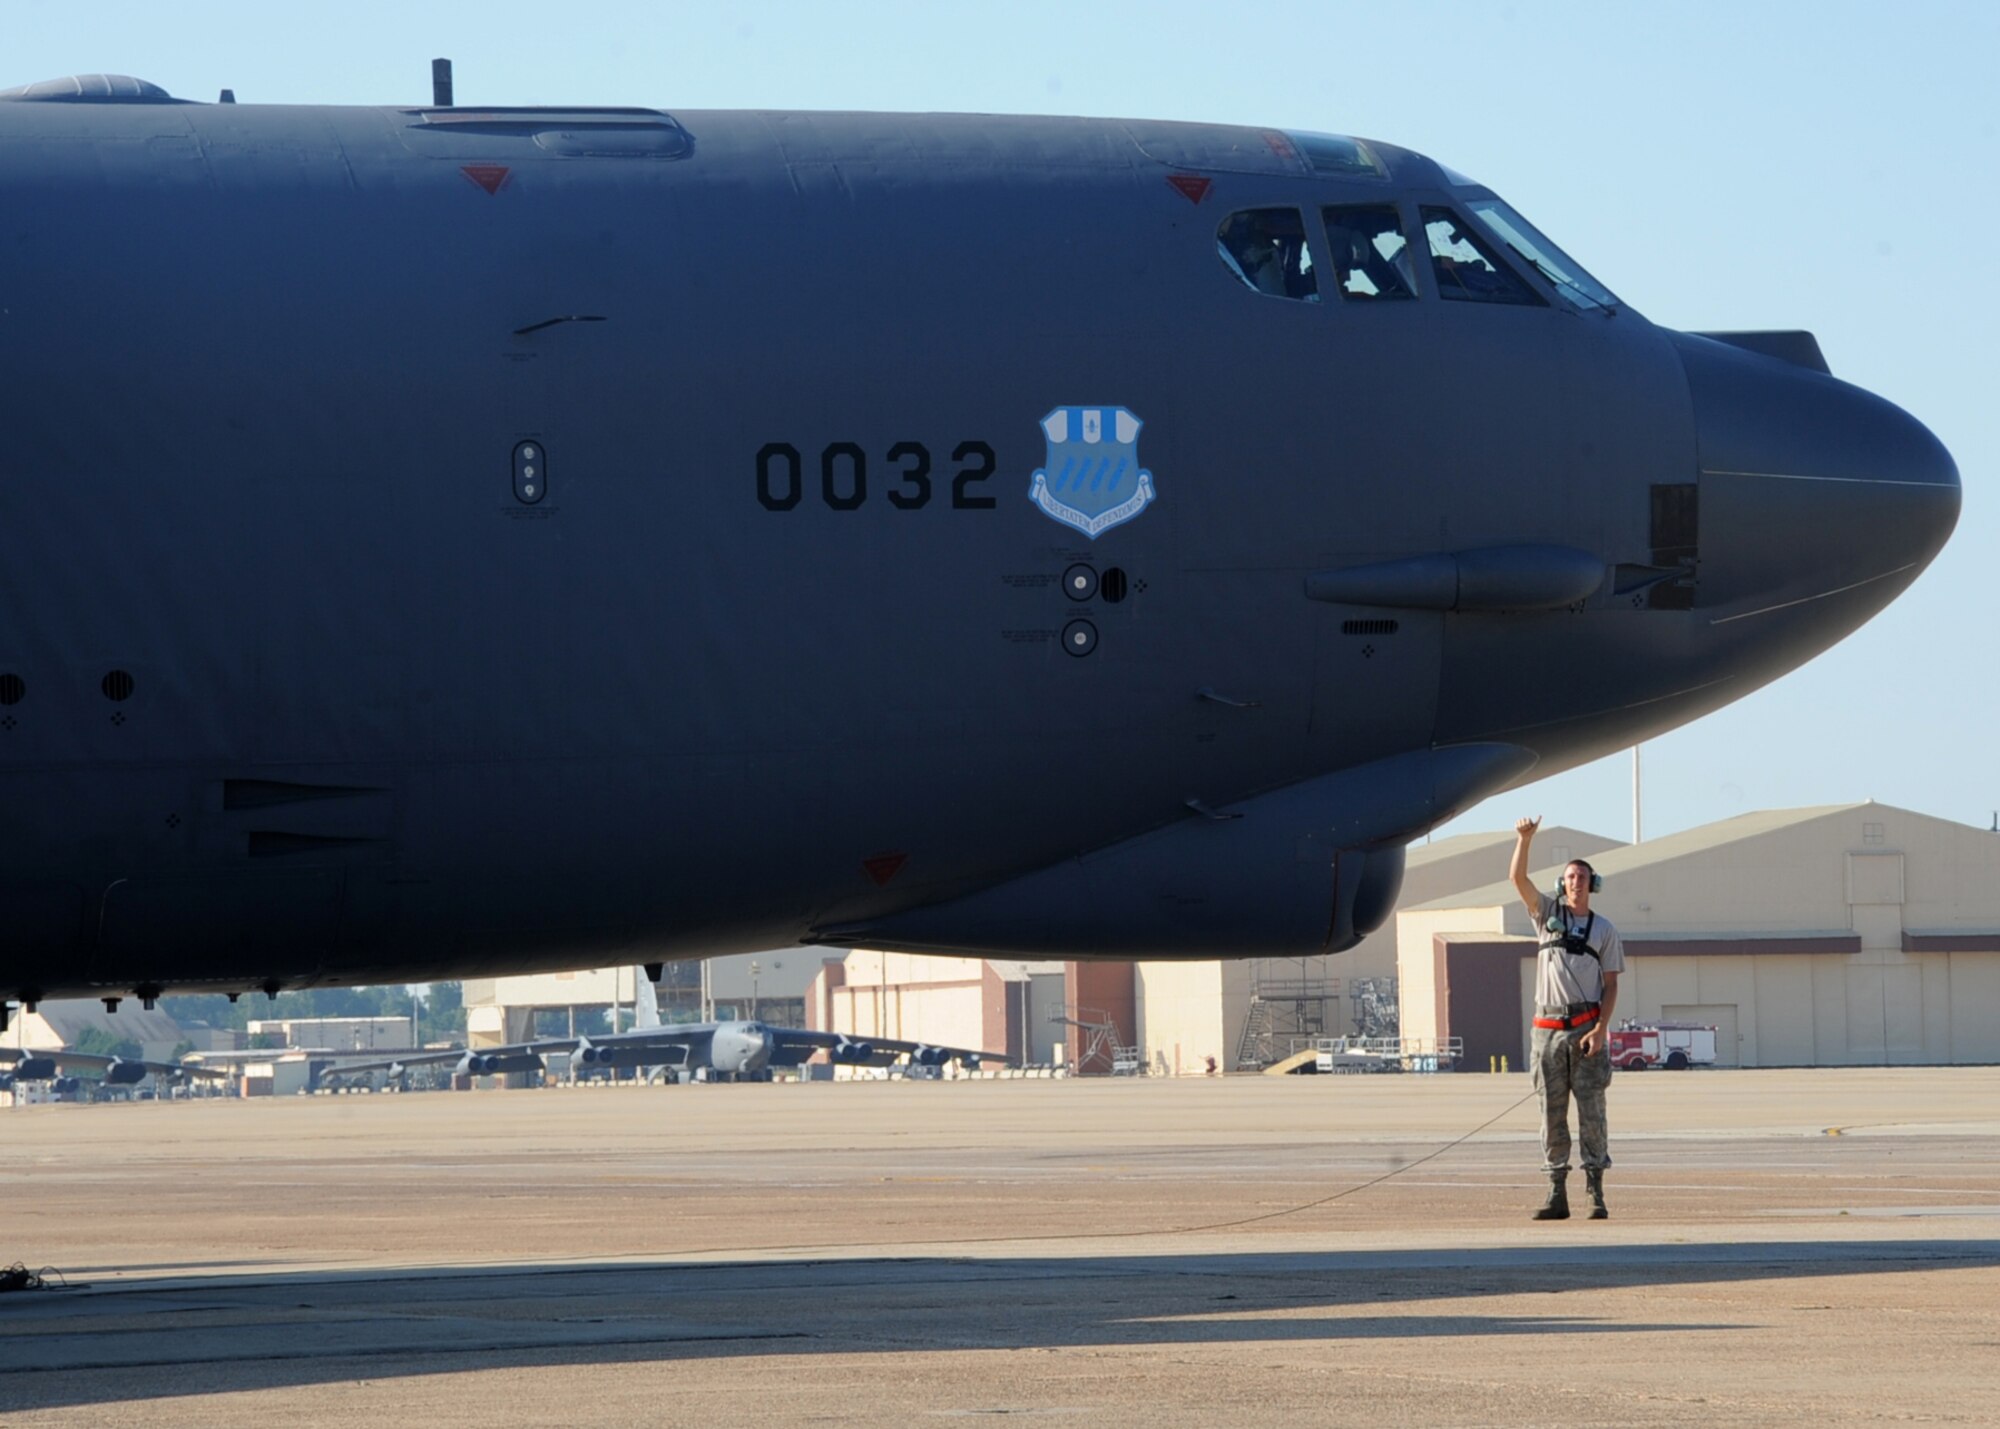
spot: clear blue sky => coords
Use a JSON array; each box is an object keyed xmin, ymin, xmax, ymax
[{"xmin": 12, "ymin": 0, "xmax": 1995, "ymax": 846}]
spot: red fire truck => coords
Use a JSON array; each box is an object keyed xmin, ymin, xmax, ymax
[{"xmin": 1608, "ymin": 1021, "xmax": 1718, "ymax": 1070}]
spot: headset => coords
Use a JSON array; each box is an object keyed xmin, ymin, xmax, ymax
[{"xmin": 1556, "ymin": 858, "xmax": 1603, "ymax": 897}]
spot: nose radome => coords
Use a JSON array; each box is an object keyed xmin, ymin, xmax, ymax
[{"xmin": 1673, "ymin": 332, "xmax": 1960, "ymax": 614}]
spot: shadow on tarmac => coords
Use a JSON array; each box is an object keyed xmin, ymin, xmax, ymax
[{"xmin": 2, "ymin": 1239, "xmax": 1994, "ymax": 1410}]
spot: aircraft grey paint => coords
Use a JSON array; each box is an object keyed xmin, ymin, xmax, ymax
[{"xmin": 0, "ymin": 75, "xmax": 1960, "ymax": 1016}]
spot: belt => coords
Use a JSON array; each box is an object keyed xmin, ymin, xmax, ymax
[{"xmin": 1533, "ymin": 1002, "xmax": 1600, "ymax": 1031}]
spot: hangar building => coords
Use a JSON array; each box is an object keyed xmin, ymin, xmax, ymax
[
  {"xmin": 246, "ymin": 1015, "xmax": 411, "ymax": 1051},
  {"xmin": 466, "ymin": 951, "xmax": 822, "ymax": 1047},
  {"xmin": 810, "ymin": 952, "xmax": 1068, "ymax": 1068},
  {"xmin": 1398, "ymin": 803, "xmax": 2000, "ymax": 1070}
]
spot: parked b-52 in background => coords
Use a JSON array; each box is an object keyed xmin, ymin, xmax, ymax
[
  {"xmin": 324, "ymin": 1019, "xmax": 999, "ymax": 1089},
  {"xmin": 0, "ymin": 70, "xmax": 1959, "ymax": 1025},
  {"xmin": 322, "ymin": 968, "xmax": 1004, "ymax": 1087},
  {"xmin": 0, "ymin": 1045, "xmax": 229, "ymax": 1096}
]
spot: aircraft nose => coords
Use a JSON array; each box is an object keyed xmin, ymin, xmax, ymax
[{"xmin": 1674, "ymin": 333, "xmax": 1960, "ymax": 616}]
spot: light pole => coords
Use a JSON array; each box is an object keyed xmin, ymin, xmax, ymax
[{"xmin": 1632, "ymin": 743, "xmax": 1644, "ymax": 844}]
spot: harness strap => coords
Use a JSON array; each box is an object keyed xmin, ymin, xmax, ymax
[{"xmin": 1538, "ymin": 909, "xmax": 1600, "ymax": 962}]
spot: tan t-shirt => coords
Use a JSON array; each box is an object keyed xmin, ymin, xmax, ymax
[{"xmin": 1534, "ymin": 892, "xmax": 1624, "ymax": 1008}]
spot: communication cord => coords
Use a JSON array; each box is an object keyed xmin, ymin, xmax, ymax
[
  {"xmin": 1126, "ymin": 1081, "xmax": 1543, "ymax": 1239},
  {"xmin": 960, "ymin": 1080, "xmax": 1544, "ymax": 1246},
  {"xmin": 679, "ymin": 1081, "xmax": 1544, "ymax": 1259}
]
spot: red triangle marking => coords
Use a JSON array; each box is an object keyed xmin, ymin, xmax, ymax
[
  {"xmin": 462, "ymin": 164, "xmax": 511, "ymax": 195},
  {"xmin": 1167, "ymin": 174, "xmax": 1211, "ymax": 205},
  {"xmin": 862, "ymin": 852, "xmax": 909, "ymax": 887}
]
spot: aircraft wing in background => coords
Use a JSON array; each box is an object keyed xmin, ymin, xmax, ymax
[
  {"xmin": 567, "ymin": 1021, "xmax": 1005, "ymax": 1076},
  {"xmin": 312, "ymin": 1046, "xmax": 523, "ymax": 1083},
  {"xmin": 0, "ymin": 1046, "xmax": 229, "ymax": 1086}
]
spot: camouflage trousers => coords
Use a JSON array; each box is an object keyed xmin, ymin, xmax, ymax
[{"xmin": 1531, "ymin": 1025, "xmax": 1612, "ymax": 1171}]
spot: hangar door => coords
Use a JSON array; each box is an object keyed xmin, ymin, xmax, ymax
[{"xmin": 1662, "ymin": 1003, "xmax": 1739, "ymax": 1067}]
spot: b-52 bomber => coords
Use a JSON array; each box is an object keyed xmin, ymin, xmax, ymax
[
  {"xmin": 0, "ymin": 1045, "xmax": 228, "ymax": 1095},
  {"xmin": 324, "ymin": 965, "xmax": 1000, "ymax": 1086},
  {"xmin": 0, "ymin": 72, "xmax": 1959, "ymax": 1022},
  {"xmin": 327, "ymin": 1016, "xmax": 997, "ymax": 1090}
]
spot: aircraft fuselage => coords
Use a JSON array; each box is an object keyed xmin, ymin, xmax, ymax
[{"xmin": 0, "ymin": 83, "xmax": 1959, "ymax": 1003}]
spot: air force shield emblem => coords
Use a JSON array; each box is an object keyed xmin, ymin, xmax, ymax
[{"xmin": 1028, "ymin": 406, "xmax": 1156, "ymax": 539}]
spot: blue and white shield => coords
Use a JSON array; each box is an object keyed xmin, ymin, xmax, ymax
[{"xmin": 1028, "ymin": 406, "xmax": 1156, "ymax": 539}]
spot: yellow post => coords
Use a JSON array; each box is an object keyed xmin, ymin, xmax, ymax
[
  {"xmin": 1489, "ymin": 1055, "xmax": 1497, "ymax": 1073},
  {"xmin": 1502, "ymin": 1055, "xmax": 1509, "ymax": 1073}
]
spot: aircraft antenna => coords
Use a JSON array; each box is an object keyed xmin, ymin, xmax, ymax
[{"xmin": 431, "ymin": 57, "xmax": 453, "ymax": 108}]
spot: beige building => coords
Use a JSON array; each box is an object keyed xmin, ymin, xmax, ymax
[
  {"xmin": 1131, "ymin": 960, "xmax": 1246, "ymax": 1076},
  {"xmin": 466, "ymin": 953, "xmax": 822, "ymax": 1047},
  {"xmin": 1399, "ymin": 803, "xmax": 2000, "ymax": 1070},
  {"xmin": 812, "ymin": 951, "xmax": 1023, "ymax": 1065},
  {"xmin": 1135, "ymin": 825, "xmax": 1620, "ymax": 1072},
  {"xmin": 246, "ymin": 1016, "xmax": 411, "ymax": 1052},
  {"xmin": 4, "ymin": 999, "xmax": 185, "ymax": 1063},
  {"xmin": 811, "ymin": 955, "xmax": 1067, "ymax": 1067}
]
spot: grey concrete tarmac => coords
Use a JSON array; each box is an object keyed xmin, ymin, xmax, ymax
[{"xmin": 2, "ymin": 1067, "xmax": 1998, "ymax": 1426}]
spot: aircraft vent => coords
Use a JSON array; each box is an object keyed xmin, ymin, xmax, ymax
[
  {"xmin": 1341, "ymin": 619, "xmax": 1400, "ymax": 636},
  {"xmin": 100, "ymin": 670, "xmax": 134, "ymax": 701},
  {"xmin": 222, "ymin": 779, "xmax": 385, "ymax": 811},
  {"xmin": 0, "ymin": 674, "xmax": 22, "ymax": 705},
  {"xmin": 246, "ymin": 832, "xmax": 385, "ymax": 858}
]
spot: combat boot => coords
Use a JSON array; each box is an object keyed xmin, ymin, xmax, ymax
[
  {"xmin": 1532, "ymin": 1170, "xmax": 1570, "ymax": 1221},
  {"xmin": 1584, "ymin": 1168, "xmax": 1608, "ymax": 1220}
]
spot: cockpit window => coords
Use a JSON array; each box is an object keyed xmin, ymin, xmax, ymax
[
  {"xmin": 1217, "ymin": 209, "xmax": 1318, "ymax": 302},
  {"xmin": 1464, "ymin": 198, "xmax": 1620, "ymax": 312},
  {"xmin": 1322, "ymin": 205, "xmax": 1416, "ymax": 300},
  {"xmin": 1284, "ymin": 131, "xmax": 1388, "ymax": 180},
  {"xmin": 1421, "ymin": 207, "xmax": 1543, "ymax": 306}
]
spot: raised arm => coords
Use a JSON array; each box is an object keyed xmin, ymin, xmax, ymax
[{"xmin": 1509, "ymin": 815, "xmax": 1543, "ymax": 915}]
